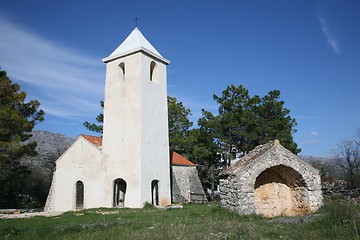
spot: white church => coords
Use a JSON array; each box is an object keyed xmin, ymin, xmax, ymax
[{"xmin": 45, "ymin": 27, "xmax": 206, "ymax": 212}]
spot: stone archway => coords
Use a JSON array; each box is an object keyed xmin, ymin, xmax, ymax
[{"xmin": 254, "ymin": 165, "xmax": 310, "ymax": 217}]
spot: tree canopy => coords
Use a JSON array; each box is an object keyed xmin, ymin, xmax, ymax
[
  {"xmin": 0, "ymin": 69, "xmax": 45, "ymax": 208},
  {"xmin": 199, "ymin": 84, "xmax": 299, "ymax": 163},
  {"xmin": 167, "ymin": 96, "xmax": 193, "ymax": 154}
]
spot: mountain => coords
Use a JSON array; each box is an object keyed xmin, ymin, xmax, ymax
[
  {"xmin": 300, "ymin": 155, "xmax": 342, "ymax": 181},
  {"xmin": 28, "ymin": 130, "xmax": 75, "ymax": 156},
  {"xmin": 22, "ymin": 130, "xmax": 75, "ymax": 173},
  {"xmin": 300, "ymin": 155, "xmax": 333, "ymax": 164}
]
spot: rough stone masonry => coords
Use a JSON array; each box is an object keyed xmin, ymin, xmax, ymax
[{"xmin": 219, "ymin": 140, "xmax": 323, "ymax": 217}]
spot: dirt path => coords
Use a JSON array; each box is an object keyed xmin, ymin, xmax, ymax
[{"xmin": 0, "ymin": 211, "xmax": 63, "ymax": 219}]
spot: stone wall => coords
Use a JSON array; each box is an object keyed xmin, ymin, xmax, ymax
[
  {"xmin": 322, "ymin": 186, "xmax": 360, "ymax": 202},
  {"xmin": 44, "ymin": 174, "xmax": 55, "ymax": 211},
  {"xmin": 172, "ymin": 166, "xmax": 207, "ymax": 203}
]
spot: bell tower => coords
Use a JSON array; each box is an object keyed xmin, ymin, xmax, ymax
[{"xmin": 102, "ymin": 28, "xmax": 171, "ymax": 208}]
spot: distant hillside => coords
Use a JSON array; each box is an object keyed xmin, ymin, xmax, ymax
[
  {"xmin": 10, "ymin": 130, "xmax": 76, "ymax": 207},
  {"xmin": 28, "ymin": 130, "xmax": 75, "ymax": 156},
  {"xmin": 22, "ymin": 130, "xmax": 75, "ymax": 171},
  {"xmin": 300, "ymin": 155, "xmax": 341, "ymax": 181},
  {"xmin": 299, "ymin": 155, "xmax": 333, "ymax": 165}
]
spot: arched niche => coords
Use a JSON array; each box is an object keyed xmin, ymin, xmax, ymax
[{"xmin": 254, "ymin": 165, "xmax": 310, "ymax": 217}]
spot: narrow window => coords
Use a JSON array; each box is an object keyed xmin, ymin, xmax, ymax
[
  {"xmin": 150, "ymin": 61, "xmax": 156, "ymax": 82},
  {"xmin": 113, "ymin": 178, "xmax": 127, "ymax": 207},
  {"xmin": 119, "ymin": 62, "xmax": 125, "ymax": 81},
  {"xmin": 76, "ymin": 181, "xmax": 84, "ymax": 210},
  {"xmin": 151, "ymin": 180, "xmax": 159, "ymax": 206}
]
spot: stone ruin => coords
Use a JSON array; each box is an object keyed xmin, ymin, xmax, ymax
[{"xmin": 219, "ymin": 140, "xmax": 323, "ymax": 217}]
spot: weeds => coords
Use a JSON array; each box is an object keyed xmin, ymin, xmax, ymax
[
  {"xmin": 143, "ymin": 201, "xmax": 155, "ymax": 209},
  {"xmin": 327, "ymin": 201, "xmax": 355, "ymax": 224}
]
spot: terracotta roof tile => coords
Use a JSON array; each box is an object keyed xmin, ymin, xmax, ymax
[
  {"xmin": 171, "ymin": 151, "xmax": 196, "ymax": 167},
  {"xmin": 81, "ymin": 135, "xmax": 102, "ymax": 148}
]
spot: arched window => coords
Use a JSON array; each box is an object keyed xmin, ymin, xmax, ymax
[
  {"xmin": 75, "ymin": 181, "xmax": 84, "ymax": 210},
  {"xmin": 119, "ymin": 62, "xmax": 125, "ymax": 81},
  {"xmin": 113, "ymin": 178, "xmax": 127, "ymax": 207},
  {"xmin": 151, "ymin": 180, "xmax": 159, "ymax": 206},
  {"xmin": 150, "ymin": 61, "xmax": 156, "ymax": 82}
]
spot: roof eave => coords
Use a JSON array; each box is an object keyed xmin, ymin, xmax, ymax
[
  {"xmin": 172, "ymin": 163, "xmax": 197, "ymax": 167},
  {"xmin": 102, "ymin": 47, "xmax": 170, "ymax": 65}
]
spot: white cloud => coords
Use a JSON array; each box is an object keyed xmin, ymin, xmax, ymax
[
  {"xmin": 310, "ymin": 131, "xmax": 320, "ymax": 136},
  {"xmin": 318, "ymin": 16, "xmax": 340, "ymax": 54},
  {"xmin": 0, "ymin": 16, "xmax": 104, "ymax": 119}
]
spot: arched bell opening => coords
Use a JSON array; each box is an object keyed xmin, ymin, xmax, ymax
[{"xmin": 254, "ymin": 165, "xmax": 310, "ymax": 217}]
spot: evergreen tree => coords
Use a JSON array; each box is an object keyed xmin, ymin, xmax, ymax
[
  {"xmin": 200, "ymin": 84, "xmax": 299, "ymax": 164},
  {"xmin": 187, "ymin": 127, "xmax": 221, "ymax": 199},
  {"xmin": 167, "ymin": 96, "xmax": 193, "ymax": 154},
  {"xmin": 0, "ymin": 69, "xmax": 45, "ymax": 208},
  {"xmin": 83, "ymin": 101, "xmax": 103, "ymax": 135},
  {"xmin": 255, "ymin": 90, "xmax": 299, "ymax": 153}
]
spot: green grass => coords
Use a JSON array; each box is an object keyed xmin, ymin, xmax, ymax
[{"xmin": 1, "ymin": 201, "xmax": 359, "ymax": 239}]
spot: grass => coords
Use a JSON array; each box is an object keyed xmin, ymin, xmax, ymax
[{"xmin": 0, "ymin": 201, "xmax": 359, "ymax": 239}]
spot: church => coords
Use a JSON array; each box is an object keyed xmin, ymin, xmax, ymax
[{"xmin": 45, "ymin": 27, "xmax": 206, "ymax": 212}]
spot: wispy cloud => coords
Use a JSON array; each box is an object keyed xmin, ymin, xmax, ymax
[
  {"xmin": 301, "ymin": 139, "xmax": 317, "ymax": 146},
  {"xmin": 318, "ymin": 16, "xmax": 340, "ymax": 54},
  {"xmin": 295, "ymin": 115, "xmax": 359, "ymax": 121},
  {"xmin": 0, "ymin": 15, "xmax": 104, "ymax": 119},
  {"xmin": 310, "ymin": 131, "xmax": 320, "ymax": 136}
]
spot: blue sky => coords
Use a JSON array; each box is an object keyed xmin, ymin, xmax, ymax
[{"xmin": 0, "ymin": 0, "xmax": 359, "ymax": 157}]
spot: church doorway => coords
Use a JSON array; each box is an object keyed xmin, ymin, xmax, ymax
[
  {"xmin": 75, "ymin": 181, "xmax": 84, "ymax": 210},
  {"xmin": 113, "ymin": 178, "xmax": 127, "ymax": 207},
  {"xmin": 151, "ymin": 180, "xmax": 159, "ymax": 206},
  {"xmin": 254, "ymin": 165, "xmax": 310, "ymax": 217}
]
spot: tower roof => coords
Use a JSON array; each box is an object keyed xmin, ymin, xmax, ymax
[{"xmin": 103, "ymin": 27, "xmax": 169, "ymax": 64}]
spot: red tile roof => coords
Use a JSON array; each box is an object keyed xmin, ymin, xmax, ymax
[
  {"xmin": 81, "ymin": 135, "xmax": 196, "ymax": 166},
  {"xmin": 171, "ymin": 151, "xmax": 197, "ymax": 167},
  {"xmin": 81, "ymin": 135, "xmax": 102, "ymax": 148}
]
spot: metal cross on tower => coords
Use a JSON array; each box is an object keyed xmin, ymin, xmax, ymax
[{"xmin": 133, "ymin": 15, "xmax": 140, "ymax": 28}]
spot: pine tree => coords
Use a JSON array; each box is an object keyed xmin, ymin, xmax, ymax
[
  {"xmin": 167, "ymin": 96, "xmax": 193, "ymax": 154},
  {"xmin": 83, "ymin": 101, "xmax": 103, "ymax": 135},
  {"xmin": 199, "ymin": 84, "xmax": 299, "ymax": 163},
  {"xmin": 0, "ymin": 69, "xmax": 45, "ymax": 208}
]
